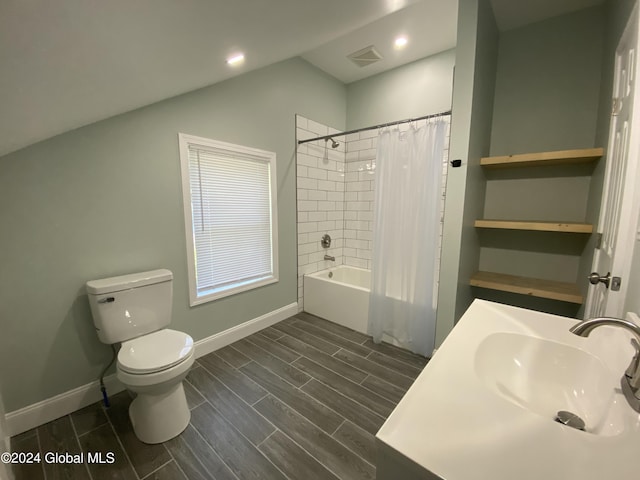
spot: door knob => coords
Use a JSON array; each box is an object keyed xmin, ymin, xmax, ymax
[{"xmin": 588, "ymin": 272, "xmax": 611, "ymax": 288}]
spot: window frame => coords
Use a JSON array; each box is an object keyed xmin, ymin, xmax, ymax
[{"xmin": 178, "ymin": 133, "xmax": 279, "ymax": 306}]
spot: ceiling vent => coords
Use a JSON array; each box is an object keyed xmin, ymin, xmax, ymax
[{"xmin": 347, "ymin": 45, "xmax": 383, "ymax": 67}]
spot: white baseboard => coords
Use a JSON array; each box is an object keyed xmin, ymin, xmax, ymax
[
  {"xmin": 193, "ymin": 302, "xmax": 298, "ymax": 357},
  {"xmin": 5, "ymin": 375, "xmax": 126, "ymax": 438},
  {"xmin": 5, "ymin": 302, "xmax": 298, "ymax": 437}
]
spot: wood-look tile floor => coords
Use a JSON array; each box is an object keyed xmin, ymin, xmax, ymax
[{"xmin": 10, "ymin": 312, "xmax": 429, "ymax": 480}]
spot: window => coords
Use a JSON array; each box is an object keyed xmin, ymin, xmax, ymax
[{"xmin": 178, "ymin": 133, "xmax": 278, "ymax": 306}]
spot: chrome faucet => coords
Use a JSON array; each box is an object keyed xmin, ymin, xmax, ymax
[
  {"xmin": 570, "ymin": 317, "xmax": 640, "ymax": 412},
  {"xmin": 324, "ymin": 254, "xmax": 335, "ymax": 261}
]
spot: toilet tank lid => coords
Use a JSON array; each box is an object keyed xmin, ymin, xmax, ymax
[{"xmin": 86, "ymin": 269, "xmax": 173, "ymax": 295}]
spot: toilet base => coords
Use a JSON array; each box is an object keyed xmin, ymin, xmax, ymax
[{"xmin": 128, "ymin": 382, "xmax": 190, "ymax": 444}]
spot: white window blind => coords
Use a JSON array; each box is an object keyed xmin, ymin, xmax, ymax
[{"xmin": 179, "ymin": 134, "xmax": 278, "ymax": 305}]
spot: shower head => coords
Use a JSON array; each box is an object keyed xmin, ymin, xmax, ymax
[{"xmin": 326, "ymin": 137, "xmax": 340, "ymax": 149}]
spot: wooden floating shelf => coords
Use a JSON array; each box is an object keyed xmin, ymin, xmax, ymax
[
  {"xmin": 470, "ymin": 271, "xmax": 583, "ymax": 304},
  {"xmin": 474, "ymin": 219, "xmax": 593, "ymax": 233},
  {"xmin": 481, "ymin": 148, "xmax": 604, "ymax": 168}
]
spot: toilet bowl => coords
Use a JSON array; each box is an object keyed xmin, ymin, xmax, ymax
[
  {"xmin": 117, "ymin": 328, "xmax": 195, "ymax": 443},
  {"xmin": 86, "ymin": 269, "xmax": 195, "ymax": 444}
]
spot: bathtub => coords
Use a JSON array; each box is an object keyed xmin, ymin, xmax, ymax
[{"xmin": 304, "ymin": 266, "xmax": 370, "ymax": 335}]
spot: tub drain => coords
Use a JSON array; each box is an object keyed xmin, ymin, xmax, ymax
[{"xmin": 554, "ymin": 410, "xmax": 586, "ymax": 431}]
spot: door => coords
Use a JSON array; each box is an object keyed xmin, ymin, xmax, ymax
[{"xmin": 585, "ymin": 5, "xmax": 640, "ymax": 318}]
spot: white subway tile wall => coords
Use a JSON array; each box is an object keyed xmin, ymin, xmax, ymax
[
  {"xmin": 295, "ymin": 115, "xmax": 451, "ymax": 311},
  {"xmin": 296, "ymin": 115, "xmax": 346, "ymax": 310}
]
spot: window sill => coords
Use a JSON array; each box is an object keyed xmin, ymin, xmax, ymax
[{"xmin": 189, "ymin": 275, "xmax": 278, "ymax": 306}]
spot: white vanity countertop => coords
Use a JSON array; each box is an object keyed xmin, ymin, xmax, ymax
[{"xmin": 376, "ymin": 299, "xmax": 640, "ymax": 480}]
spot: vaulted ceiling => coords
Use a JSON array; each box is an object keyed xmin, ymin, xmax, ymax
[{"xmin": 0, "ymin": 0, "xmax": 605, "ymax": 158}]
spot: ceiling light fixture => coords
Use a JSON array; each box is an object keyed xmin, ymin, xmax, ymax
[
  {"xmin": 394, "ymin": 36, "xmax": 408, "ymax": 49},
  {"xmin": 226, "ymin": 53, "xmax": 245, "ymax": 66}
]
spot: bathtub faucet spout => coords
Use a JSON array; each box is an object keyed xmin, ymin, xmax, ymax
[{"xmin": 324, "ymin": 254, "xmax": 335, "ymax": 261}]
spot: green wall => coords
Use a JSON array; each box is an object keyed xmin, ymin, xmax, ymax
[
  {"xmin": 436, "ymin": 0, "xmax": 498, "ymax": 345},
  {"xmin": 489, "ymin": 7, "xmax": 604, "ymax": 156},
  {"xmin": 475, "ymin": 6, "xmax": 605, "ymax": 318},
  {"xmin": 0, "ymin": 41, "xmax": 459, "ymax": 413},
  {"xmin": 437, "ymin": 2, "xmax": 610, "ymax": 336},
  {"xmin": 346, "ymin": 49, "xmax": 455, "ymax": 129},
  {"xmin": 0, "ymin": 57, "xmax": 346, "ymax": 412}
]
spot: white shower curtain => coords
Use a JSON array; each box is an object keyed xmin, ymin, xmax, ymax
[{"xmin": 368, "ymin": 119, "xmax": 447, "ymax": 356}]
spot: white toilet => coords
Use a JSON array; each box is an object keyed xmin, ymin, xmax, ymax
[{"xmin": 86, "ymin": 269, "xmax": 195, "ymax": 444}]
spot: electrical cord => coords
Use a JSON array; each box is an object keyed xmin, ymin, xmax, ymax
[{"xmin": 99, "ymin": 345, "xmax": 117, "ymax": 408}]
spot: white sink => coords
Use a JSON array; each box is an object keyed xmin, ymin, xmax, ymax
[
  {"xmin": 475, "ymin": 332, "xmax": 622, "ymax": 436},
  {"xmin": 376, "ymin": 300, "xmax": 640, "ymax": 480}
]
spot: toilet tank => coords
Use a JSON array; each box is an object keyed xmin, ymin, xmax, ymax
[{"xmin": 86, "ymin": 269, "xmax": 173, "ymax": 344}]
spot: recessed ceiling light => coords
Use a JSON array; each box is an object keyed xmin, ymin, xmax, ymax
[
  {"xmin": 226, "ymin": 53, "xmax": 245, "ymax": 66},
  {"xmin": 394, "ymin": 36, "xmax": 408, "ymax": 49}
]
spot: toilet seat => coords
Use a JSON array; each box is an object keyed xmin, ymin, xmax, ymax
[{"xmin": 118, "ymin": 328, "xmax": 194, "ymax": 374}]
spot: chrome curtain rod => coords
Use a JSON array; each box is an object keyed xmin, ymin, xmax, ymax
[{"xmin": 297, "ymin": 109, "xmax": 452, "ymax": 145}]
